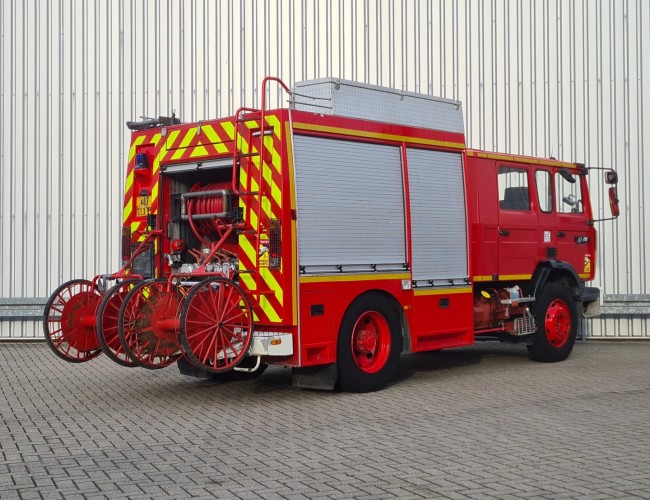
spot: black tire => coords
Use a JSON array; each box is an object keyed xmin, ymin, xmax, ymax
[
  {"xmin": 527, "ymin": 283, "xmax": 578, "ymax": 362},
  {"xmin": 336, "ymin": 293, "xmax": 402, "ymax": 392}
]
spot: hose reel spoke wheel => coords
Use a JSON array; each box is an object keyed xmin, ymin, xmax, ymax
[
  {"xmin": 180, "ymin": 277, "xmax": 253, "ymax": 374},
  {"xmin": 42, "ymin": 279, "xmax": 103, "ymax": 363},
  {"xmin": 118, "ymin": 279, "xmax": 183, "ymax": 369},
  {"xmin": 95, "ymin": 279, "xmax": 141, "ymax": 367}
]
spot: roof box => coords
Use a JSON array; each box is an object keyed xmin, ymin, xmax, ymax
[{"xmin": 291, "ymin": 77, "xmax": 464, "ymax": 135}]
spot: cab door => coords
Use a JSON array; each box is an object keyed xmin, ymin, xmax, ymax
[
  {"xmin": 533, "ymin": 169, "xmax": 557, "ymax": 263},
  {"xmin": 554, "ymin": 169, "xmax": 592, "ymax": 278},
  {"xmin": 497, "ymin": 165, "xmax": 538, "ymax": 279}
]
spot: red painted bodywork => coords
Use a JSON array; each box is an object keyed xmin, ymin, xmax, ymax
[{"xmin": 124, "ymin": 107, "xmax": 597, "ymax": 369}]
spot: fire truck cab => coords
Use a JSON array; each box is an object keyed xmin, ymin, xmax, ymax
[{"xmin": 43, "ymin": 77, "xmax": 619, "ymax": 392}]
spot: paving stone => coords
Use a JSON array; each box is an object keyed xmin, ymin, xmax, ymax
[{"xmin": 1, "ymin": 342, "xmax": 650, "ymax": 498}]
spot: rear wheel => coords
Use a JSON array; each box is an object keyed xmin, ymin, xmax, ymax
[
  {"xmin": 527, "ymin": 283, "xmax": 577, "ymax": 362},
  {"xmin": 337, "ymin": 294, "xmax": 402, "ymax": 392},
  {"xmin": 43, "ymin": 279, "xmax": 103, "ymax": 363}
]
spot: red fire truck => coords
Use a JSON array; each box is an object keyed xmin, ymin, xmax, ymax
[{"xmin": 43, "ymin": 77, "xmax": 620, "ymax": 392}]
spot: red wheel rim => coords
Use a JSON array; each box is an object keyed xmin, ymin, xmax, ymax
[
  {"xmin": 351, "ymin": 311, "xmax": 391, "ymax": 374},
  {"xmin": 181, "ymin": 278, "xmax": 253, "ymax": 373},
  {"xmin": 119, "ymin": 281, "xmax": 183, "ymax": 369},
  {"xmin": 96, "ymin": 280, "xmax": 139, "ymax": 367},
  {"xmin": 545, "ymin": 299, "xmax": 571, "ymax": 347},
  {"xmin": 43, "ymin": 280, "xmax": 102, "ymax": 362}
]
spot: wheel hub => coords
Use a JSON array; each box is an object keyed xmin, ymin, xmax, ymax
[
  {"xmin": 356, "ymin": 328, "xmax": 378, "ymax": 354},
  {"xmin": 60, "ymin": 292, "xmax": 101, "ymax": 352},
  {"xmin": 545, "ymin": 299, "xmax": 571, "ymax": 347},
  {"xmin": 351, "ymin": 311, "xmax": 391, "ymax": 374}
]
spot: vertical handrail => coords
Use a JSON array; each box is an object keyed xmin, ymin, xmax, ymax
[
  {"xmin": 254, "ymin": 78, "xmax": 292, "ymax": 294},
  {"xmin": 231, "ymin": 106, "xmax": 261, "ymax": 196}
]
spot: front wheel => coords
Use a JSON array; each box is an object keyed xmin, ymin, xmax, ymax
[
  {"xmin": 527, "ymin": 283, "xmax": 578, "ymax": 362},
  {"xmin": 337, "ymin": 294, "xmax": 402, "ymax": 392}
]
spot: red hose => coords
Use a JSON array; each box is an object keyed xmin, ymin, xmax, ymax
[{"xmin": 186, "ymin": 182, "xmax": 232, "ymax": 243}]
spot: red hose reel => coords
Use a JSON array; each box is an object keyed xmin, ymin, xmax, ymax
[{"xmin": 185, "ymin": 182, "xmax": 233, "ymax": 242}]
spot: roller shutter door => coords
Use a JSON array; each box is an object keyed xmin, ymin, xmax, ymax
[
  {"xmin": 407, "ymin": 148, "xmax": 468, "ymax": 284},
  {"xmin": 293, "ymin": 135, "xmax": 407, "ymax": 272}
]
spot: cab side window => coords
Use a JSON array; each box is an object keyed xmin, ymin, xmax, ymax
[
  {"xmin": 498, "ymin": 167, "xmax": 530, "ymax": 211},
  {"xmin": 556, "ymin": 171, "xmax": 583, "ymax": 213},
  {"xmin": 535, "ymin": 170, "xmax": 552, "ymax": 213}
]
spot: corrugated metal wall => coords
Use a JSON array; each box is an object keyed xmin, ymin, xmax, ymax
[{"xmin": 1, "ymin": 0, "xmax": 649, "ymax": 338}]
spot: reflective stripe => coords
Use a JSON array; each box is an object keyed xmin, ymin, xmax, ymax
[
  {"xmin": 260, "ymin": 267, "xmax": 283, "ymax": 304},
  {"xmin": 414, "ymin": 287, "xmax": 473, "ymax": 296},
  {"xmin": 170, "ymin": 128, "xmax": 197, "ymax": 160},
  {"xmin": 128, "ymin": 135, "xmax": 146, "ymax": 161}
]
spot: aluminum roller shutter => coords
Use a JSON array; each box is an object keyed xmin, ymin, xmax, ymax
[
  {"xmin": 407, "ymin": 149, "xmax": 468, "ymax": 283},
  {"xmin": 293, "ymin": 135, "xmax": 407, "ymax": 271}
]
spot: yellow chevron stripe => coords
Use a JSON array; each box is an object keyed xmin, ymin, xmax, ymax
[
  {"xmin": 170, "ymin": 128, "xmax": 197, "ymax": 160},
  {"xmin": 153, "ymin": 130, "xmax": 179, "ymax": 175},
  {"xmin": 259, "ymin": 297, "xmax": 281, "ymax": 322},
  {"xmin": 239, "ymin": 235, "xmax": 257, "ymax": 265},
  {"xmin": 189, "ymin": 145, "xmax": 209, "ymax": 158},
  {"xmin": 151, "ymin": 181, "xmax": 159, "ymax": 209},
  {"xmin": 265, "ymin": 115, "xmax": 281, "ymax": 139},
  {"xmin": 270, "ymin": 181, "xmax": 281, "ymax": 208},
  {"xmin": 123, "ymin": 199, "xmax": 132, "ymax": 223},
  {"xmin": 128, "ymin": 135, "xmax": 146, "ymax": 161},
  {"xmin": 202, "ymin": 124, "xmax": 219, "ymax": 143},
  {"xmin": 221, "ymin": 121, "xmax": 235, "ymax": 140},
  {"xmin": 260, "ymin": 268, "xmax": 283, "ymax": 304},
  {"xmin": 202, "ymin": 125, "xmax": 230, "ymax": 153},
  {"xmin": 239, "ymin": 270, "xmax": 256, "ymax": 291},
  {"xmin": 271, "ymin": 148, "xmax": 282, "ymax": 174},
  {"xmin": 124, "ymin": 170, "xmax": 134, "ymax": 196}
]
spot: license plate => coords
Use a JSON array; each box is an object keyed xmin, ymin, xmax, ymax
[{"xmin": 136, "ymin": 196, "xmax": 150, "ymax": 216}]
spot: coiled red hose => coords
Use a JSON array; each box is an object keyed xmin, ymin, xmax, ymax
[{"xmin": 186, "ymin": 182, "xmax": 232, "ymax": 242}]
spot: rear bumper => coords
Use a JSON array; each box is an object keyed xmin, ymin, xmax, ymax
[{"xmin": 582, "ymin": 286, "xmax": 601, "ymax": 318}]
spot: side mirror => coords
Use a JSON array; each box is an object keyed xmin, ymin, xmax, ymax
[
  {"xmin": 608, "ymin": 187, "xmax": 620, "ymax": 218},
  {"xmin": 559, "ymin": 168, "xmax": 576, "ymax": 183},
  {"xmin": 605, "ymin": 170, "xmax": 618, "ymax": 184}
]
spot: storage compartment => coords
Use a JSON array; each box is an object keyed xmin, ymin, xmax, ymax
[
  {"xmin": 160, "ymin": 161, "xmax": 240, "ymax": 274},
  {"xmin": 292, "ymin": 77, "xmax": 465, "ymax": 135}
]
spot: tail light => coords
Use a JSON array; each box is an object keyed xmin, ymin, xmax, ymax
[
  {"xmin": 269, "ymin": 219, "xmax": 281, "ymax": 269},
  {"xmin": 121, "ymin": 226, "xmax": 132, "ymax": 263}
]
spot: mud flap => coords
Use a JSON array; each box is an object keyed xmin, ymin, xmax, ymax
[
  {"xmin": 292, "ymin": 363, "xmax": 337, "ymax": 390},
  {"xmin": 582, "ymin": 286, "xmax": 601, "ymax": 318}
]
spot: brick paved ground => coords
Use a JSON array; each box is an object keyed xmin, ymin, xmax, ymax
[{"xmin": 1, "ymin": 340, "xmax": 649, "ymax": 499}]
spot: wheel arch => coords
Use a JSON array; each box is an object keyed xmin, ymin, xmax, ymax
[{"xmin": 528, "ymin": 261, "xmax": 582, "ymax": 301}]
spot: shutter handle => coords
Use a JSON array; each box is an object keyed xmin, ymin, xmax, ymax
[{"xmin": 499, "ymin": 229, "xmax": 510, "ymax": 236}]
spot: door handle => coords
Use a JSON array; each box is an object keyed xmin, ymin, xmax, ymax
[
  {"xmin": 499, "ymin": 229, "xmax": 510, "ymax": 236},
  {"xmin": 556, "ymin": 231, "xmax": 566, "ymax": 238}
]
